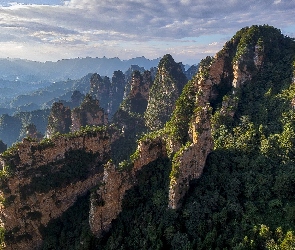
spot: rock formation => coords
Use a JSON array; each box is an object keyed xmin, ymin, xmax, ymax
[
  {"xmin": 1, "ymin": 25, "xmax": 294, "ymax": 249},
  {"xmin": 120, "ymin": 70, "xmax": 153, "ymax": 114},
  {"xmin": 90, "ymin": 72, "xmax": 126, "ymax": 118},
  {"xmin": 71, "ymin": 94, "xmax": 108, "ymax": 132},
  {"xmin": 89, "ymin": 135, "xmax": 167, "ymax": 237},
  {"xmin": 0, "ymin": 128, "xmax": 110, "ymax": 249},
  {"xmin": 110, "ymin": 70, "xmax": 126, "ymax": 117},
  {"xmin": 167, "ymin": 25, "xmax": 284, "ymax": 209},
  {"xmin": 145, "ymin": 54, "xmax": 188, "ymax": 131},
  {"xmin": 45, "ymin": 102, "xmax": 71, "ymax": 138}
]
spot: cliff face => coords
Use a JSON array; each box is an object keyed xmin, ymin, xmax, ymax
[
  {"xmin": 89, "ymin": 162, "xmax": 132, "ymax": 236},
  {"xmin": 90, "ymin": 73, "xmax": 110, "ymax": 105},
  {"xmin": 0, "ymin": 128, "xmax": 110, "ymax": 249},
  {"xmin": 90, "ymin": 72, "xmax": 126, "ymax": 118},
  {"xmin": 45, "ymin": 102, "xmax": 71, "ymax": 138},
  {"xmin": 89, "ymin": 135, "xmax": 167, "ymax": 237},
  {"xmin": 145, "ymin": 54, "xmax": 188, "ymax": 131},
  {"xmin": 71, "ymin": 94, "xmax": 108, "ymax": 132},
  {"xmin": 168, "ymin": 58, "xmax": 218, "ymax": 209},
  {"xmin": 129, "ymin": 70, "xmax": 152, "ymax": 101},
  {"xmin": 120, "ymin": 70, "xmax": 153, "ymax": 115}
]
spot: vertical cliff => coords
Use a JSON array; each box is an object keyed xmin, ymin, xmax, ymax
[
  {"xmin": 120, "ymin": 70, "xmax": 152, "ymax": 115},
  {"xmin": 89, "ymin": 73, "xmax": 110, "ymax": 105},
  {"xmin": 45, "ymin": 102, "xmax": 72, "ymax": 138},
  {"xmin": 89, "ymin": 135, "xmax": 167, "ymax": 237},
  {"xmin": 145, "ymin": 54, "xmax": 188, "ymax": 131},
  {"xmin": 167, "ymin": 57, "xmax": 217, "ymax": 209},
  {"xmin": 90, "ymin": 72, "xmax": 126, "ymax": 118},
  {"xmin": 71, "ymin": 94, "xmax": 108, "ymax": 132},
  {"xmin": 0, "ymin": 127, "xmax": 110, "ymax": 249},
  {"xmin": 110, "ymin": 70, "xmax": 127, "ymax": 117}
]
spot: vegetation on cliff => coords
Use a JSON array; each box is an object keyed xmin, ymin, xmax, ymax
[
  {"xmin": 144, "ymin": 54, "xmax": 188, "ymax": 131},
  {"xmin": 93, "ymin": 25, "xmax": 295, "ymax": 249}
]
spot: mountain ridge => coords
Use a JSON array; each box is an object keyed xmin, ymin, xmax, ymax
[
  {"xmin": 0, "ymin": 56, "xmax": 162, "ymax": 82},
  {"xmin": 1, "ymin": 24, "xmax": 295, "ymax": 249}
]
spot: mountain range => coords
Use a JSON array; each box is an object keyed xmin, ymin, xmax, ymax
[
  {"xmin": 0, "ymin": 56, "xmax": 162, "ymax": 82},
  {"xmin": 0, "ymin": 25, "xmax": 295, "ymax": 249}
]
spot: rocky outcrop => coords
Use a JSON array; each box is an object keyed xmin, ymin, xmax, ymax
[
  {"xmin": 0, "ymin": 128, "xmax": 110, "ymax": 249},
  {"xmin": 232, "ymin": 59, "xmax": 253, "ymax": 88},
  {"xmin": 232, "ymin": 39, "xmax": 265, "ymax": 88},
  {"xmin": 46, "ymin": 94, "xmax": 108, "ymax": 137},
  {"xmin": 90, "ymin": 72, "xmax": 126, "ymax": 118},
  {"xmin": 89, "ymin": 136, "xmax": 167, "ymax": 237},
  {"xmin": 168, "ymin": 105, "xmax": 213, "ymax": 209},
  {"xmin": 133, "ymin": 136, "xmax": 167, "ymax": 171},
  {"xmin": 167, "ymin": 26, "xmax": 292, "ymax": 210},
  {"xmin": 129, "ymin": 70, "xmax": 152, "ymax": 101},
  {"xmin": 25, "ymin": 124, "xmax": 43, "ymax": 141},
  {"xmin": 0, "ymin": 120, "xmax": 168, "ymax": 247},
  {"xmin": 71, "ymin": 94, "xmax": 108, "ymax": 132},
  {"xmin": 168, "ymin": 60, "xmax": 216, "ymax": 209},
  {"xmin": 145, "ymin": 54, "xmax": 188, "ymax": 131},
  {"xmin": 90, "ymin": 73, "xmax": 110, "ymax": 104},
  {"xmin": 120, "ymin": 70, "xmax": 153, "ymax": 115},
  {"xmin": 89, "ymin": 162, "xmax": 131, "ymax": 236},
  {"xmin": 45, "ymin": 102, "xmax": 71, "ymax": 138}
]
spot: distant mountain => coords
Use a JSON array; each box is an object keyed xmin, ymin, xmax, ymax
[{"xmin": 0, "ymin": 56, "xmax": 161, "ymax": 82}]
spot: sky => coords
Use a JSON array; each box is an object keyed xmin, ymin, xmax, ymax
[{"xmin": 0, "ymin": 0, "xmax": 295, "ymax": 65}]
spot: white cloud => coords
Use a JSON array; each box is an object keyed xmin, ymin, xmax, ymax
[
  {"xmin": 209, "ymin": 42, "xmax": 218, "ymax": 46},
  {"xmin": 0, "ymin": 0, "xmax": 294, "ymax": 63}
]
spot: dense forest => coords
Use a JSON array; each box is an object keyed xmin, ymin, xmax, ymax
[{"xmin": 2, "ymin": 25, "xmax": 295, "ymax": 249}]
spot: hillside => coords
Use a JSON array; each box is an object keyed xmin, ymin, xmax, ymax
[{"xmin": 1, "ymin": 25, "xmax": 295, "ymax": 249}]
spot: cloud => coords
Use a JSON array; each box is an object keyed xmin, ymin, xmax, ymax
[{"xmin": 0, "ymin": 0, "xmax": 294, "ymax": 63}]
